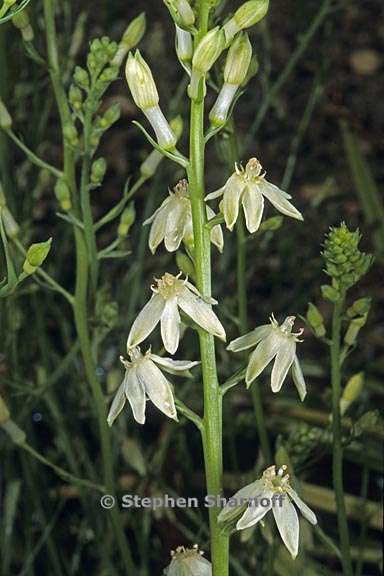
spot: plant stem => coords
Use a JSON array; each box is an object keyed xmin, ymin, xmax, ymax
[
  {"xmin": 331, "ymin": 298, "xmax": 353, "ymax": 576},
  {"xmin": 187, "ymin": 5, "xmax": 229, "ymax": 570},
  {"xmin": 3, "ymin": 128, "xmax": 63, "ymax": 178}
]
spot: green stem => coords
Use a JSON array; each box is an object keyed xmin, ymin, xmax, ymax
[
  {"xmin": 42, "ymin": 1, "xmax": 134, "ymax": 570},
  {"xmin": 187, "ymin": 18, "xmax": 229, "ymax": 573},
  {"xmin": 331, "ymin": 298, "xmax": 353, "ymax": 576},
  {"xmin": 3, "ymin": 128, "xmax": 63, "ymax": 178}
]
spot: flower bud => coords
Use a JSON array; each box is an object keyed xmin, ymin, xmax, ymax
[
  {"xmin": 306, "ymin": 302, "xmax": 326, "ymax": 338},
  {"xmin": 97, "ymin": 65, "xmax": 119, "ymax": 85},
  {"xmin": 2, "ymin": 207, "xmax": 19, "ymax": 237},
  {"xmin": 54, "ymin": 178, "xmax": 72, "ymax": 211},
  {"xmin": 346, "ymin": 297, "xmax": 371, "ymax": 319},
  {"xmin": 163, "ymin": 0, "xmax": 195, "ymax": 29},
  {"xmin": 98, "ymin": 103, "xmax": 121, "ymax": 129},
  {"xmin": 175, "ymin": 25, "xmax": 193, "ymax": 64},
  {"xmin": 69, "ymin": 84, "xmax": 83, "ymax": 112},
  {"xmin": 165, "ymin": 545, "xmax": 212, "ymax": 576},
  {"xmin": 209, "ymin": 33, "xmax": 252, "ymax": 125},
  {"xmin": 74, "ymin": 66, "xmax": 89, "ymax": 89},
  {"xmin": 176, "ymin": 252, "xmax": 196, "ymax": 281},
  {"xmin": 112, "ymin": 12, "xmax": 146, "ymax": 67},
  {"xmin": 118, "ymin": 203, "xmax": 136, "ymax": 237},
  {"xmin": 0, "ymin": 394, "xmax": 10, "ymax": 425},
  {"xmin": 63, "ymin": 123, "xmax": 79, "ymax": 147},
  {"xmin": 340, "ymin": 372, "xmax": 364, "ymax": 416},
  {"xmin": 344, "ymin": 314, "xmax": 368, "ymax": 346},
  {"xmin": 91, "ymin": 157, "xmax": 107, "ymax": 184},
  {"xmin": 23, "ymin": 238, "xmax": 52, "ymax": 275},
  {"xmin": 190, "ymin": 27, "xmax": 225, "ymax": 99},
  {"xmin": 12, "ymin": 10, "xmax": 34, "ymax": 41},
  {"xmin": 0, "ymin": 98, "xmax": 12, "ymax": 130},
  {"xmin": 224, "ymin": 0, "xmax": 269, "ymax": 44},
  {"xmin": 126, "ymin": 50, "xmax": 159, "ymax": 110}
]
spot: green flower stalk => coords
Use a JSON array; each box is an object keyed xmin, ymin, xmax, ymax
[
  {"xmin": 209, "ymin": 32, "xmax": 252, "ymax": 126},
  {"xmin": 223, "ymin": 0, "xmax": 269, "ymax": 44},
  {"xmin": 112, "ymin": 12, "xmax": 146, "ymax": 67},
  {"xmin": 125, "ymin": 51, "xmax": 177, "ymax": 149}
]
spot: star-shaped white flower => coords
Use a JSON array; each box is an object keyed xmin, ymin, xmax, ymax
[
  {"xmin": 227, "ymin": 314, "xmax": 306, "ymax": 399},
  {"xmin": 144, "ymin": 179, "xmax": 223, "ymax": 254},
  {"xmin": 165, "ymin": 544, "xmax": 212, "ymax": 576},
  {"xmin": 107, "ymin": 346, "xmax": 199, "ymax": 426},
  {"xmin": 218, "ymin": 465, "xmax": 317, "ymax": 559},
  {"xmin": 127, "ymin": 272, "xmax": 226, "ymax": 354},
  {"xmin": 205, "ymin": 158, "xmax": 303, "ymax": 233}
]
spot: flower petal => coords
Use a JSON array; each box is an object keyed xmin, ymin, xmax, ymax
[
  {"xmin": 150, "ymin": 354, "xmax": 200, "ymax": 377},
  {"xmin": 260, "ymin": 180, "xmax": 303, "ymax": 221},
  {"xmin": 227, "ymin": 325, "xmax": 271, "ymax": 352},
  {"xmin": 146, "ymin": 199, "xmax": 174, "ymax": 254},
  {"xmin": 242, "ymin": 184, "xmax": 264, "ymax": 233},
  {"xmin": 127, "ymin": 293, "xmax": 165, "ymax": 349},
  {"xmin": 236, "ymin": 489, "xmax": 274, "ymax": 530},
  {"xmin": 184, "ymin": 280, "xmax": 217, "ymax": 305},
  {"xmin": 207, "ymin": 205, "xmax": 224, "ymax": 253},
  {"xmin": 286, "ymin": 486, "xmax": 317, "ymax": 525},
  {"xmin": 222, "ymin": 174, "xmax": 245, "ymax": 231},
  {"xmin": 107, "ymin": 378, "xmax": 127, "ymax": 426},
  {"xmin": 271, "ymin": 339, "xmax": 296, "ymax": 393},
  {"xmin": 178, "ymin": 286, "xmax": 226, "ymax": 341},
  {"xmin": 143, "ymin": 195, "xmax": 172, "ymax": 226},
  {"xmin": 205, "ymin": 186, "xmax": 225, "ymax": 202},
  {"xmin": 164, "ymin": 198, "xmax": 190, "ymax": 252},
  {"xmin": 291, "ymin": 355, "xmax": 307, "ymax": 401},
  {"xmin": 218, "ymin": 480, "xmax": 263, "ymax": 524},
  {"xmin": 245, "ymin": 332, "xmax": 281, "ymax": 387},
  {"xmin": 125, "ymin": 368, "xmax": 146, "ymax": 424},
  {"xmin": 160, "ymin": 296, "xmax": 181, "ymax": 354},
  {"xmin": 272, "ymin": 493, "xmax": 299, "ymax": 559},
  {"xmin": 137, "ymin": 358, "xmax": 177, "ymax": 420}
]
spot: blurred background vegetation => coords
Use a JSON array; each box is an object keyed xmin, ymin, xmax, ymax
[{"xmin": 0, "ymin": 0, "xmax": 383, "ymax": 574}]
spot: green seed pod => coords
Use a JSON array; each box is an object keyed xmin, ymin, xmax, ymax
[
  {"xmin": 306, "ymin": 302, "xmax": 326, "ymax": 338},
  {"xmin": 23, "ymin": 238, "xmax": 52, "ymax": 275},
  {"xmin": 118, "ymin": 203, "xmax": 136, "ymax": 237},
  {"xmin": 0, "ymin": 98, "xmax": 12, "ymax": 130},
  {"xmin": 90, "ymin": 157, "xmax": 107, "ymax": 184}
]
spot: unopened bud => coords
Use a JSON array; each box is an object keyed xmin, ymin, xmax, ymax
[
  {"xmin": 113, "ymin": 12, "xmax": 146, "ymax": 68},
  {"xmin": 126, "ymin": 50, "xmax": 159, "ymax": 110},
  {"xmin": 306, "ymin": 302, "xmax": 326, "ymax": 338},
  {"xmin": 224, "ymin": 0, "xmax": 269, "ymax": 44},
  {"xmin": 118, "ymin": 203, "xmax": 136, "ymax": 237},
  {"xmin": 242, "ymin": 54, "xmax": 260, "ymax": 85},
  {"xmin": 163, "ymin": 0, "xmax": 195, "ymax": 29},
  {"xmin": 176, "ymin": 252, "xmax": 196, "ymax": 280},
  {"xmin": 63, "ymin": 123, "xmax": 79, "ymax": 147},
  {"xmin": 12, "ymin": 10, "xmax": 34, "ymax": 41},
  {"xmin": 98, "ymin": 103, "xmax": 121, "ymax": 129},
  {"xmin": 2, "ymin": 207, "xmax": 19, "ymax": 237},
  {"xmin": 175, "ymin": 25, "xmax": 193, "ymax": 64},
  {"xmin": 69, "ymin": 84, "xmax": 83, "ymax": 112},
  {"xmin": 321, "ymin": 284, "xmax": 340, "ymax": 303},
  {"xmin": 91, "ymin": 157, "xmax": 107, "ymax": 184},
  {"xmin": 74, "ymin": 66, "xmax": 89, "ymax": 89},
  {"xmin": 23, "ymin": 238, "xmax": 52, "ymax": 275},
  {"xmin": 0, "ymin": 99, "xmax": 12, "ymax": 130},
  {"xmin": 346, "ymin": 297, "xmax": 371, "ymax": 319},
  {"xmin": 54, "ymin": 178, "xmax": 72, "ymax": 211},
  {"xmin": 190, "ymin": 27, "xmax": 225, "ymax": 99},
  {"xmin": 209, "ymin": 33, "xmax": 252, "ymax": 125},
  {"xmin": 340, "ymin": 372, "xmax": 364, "ymax": 415},
  {"xmin": 344, "ymin": 314, "xmax": 368, "ymax": 346}
]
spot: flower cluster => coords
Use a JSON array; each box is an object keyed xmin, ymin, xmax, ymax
[{"xmin": 165, "ymin": 544, "xmax": 212, "ymax": 575}]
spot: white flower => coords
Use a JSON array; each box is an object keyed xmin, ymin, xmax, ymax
[
  {"xmin": 165, "ymin": 545, "xmax": 212, "ymax": 576},
  {"xmin": 227, "ymin": 314, "xmax": 306, "ymax": 399},
  {"xmin": 127, "ymin": 272, "xmax": 226, "ymax": 354},
  {"xmin": 107, "ymin": 346, "xmax": 199, "ymax": 426},
  {"xmin": 205, "ymin": 158, "xmax": 303, "ymax": 233},
  {"xmin": 143, "ymin": 179, "xmax": 223, "ymax": 254},
  {"xmin": 218, "ymin": 465, "xmax": 317, "ymax": 559}
]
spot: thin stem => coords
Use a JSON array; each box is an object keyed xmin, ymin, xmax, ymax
[
  {"xmin": 2, "ymin": 128, "xmax": 63, "ymax": 178},
  {"xmin": 331, "ymin": 298, "xmax": 353, "ymax": 576},
  {"xmin": 187, "ymin": 4, "xmax": 229, "ymax": 571}
]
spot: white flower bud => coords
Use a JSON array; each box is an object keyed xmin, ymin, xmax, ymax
[
  {"xmin": 224, "ymin": 0, "xmax": 269, "ymax": 44},
  {"xmin": 164, "ymin": 0, "xmax": 195, "ymax": 29},
  {"xmin": 125, "ymin": 51, "xmax": 159, "ymax": 110},
  {"xmin": 192, "ymin": 27, "xmax": 225, "ymax": 74},
  {"xmin": 175, "ymin": 25, "xmax": 193, "ymax": 64},
  {"xmin": 112, "ymin": 12, "xmax": 146, "ymax": 67},
  {"xmin": 143, "ymin": 106, "xmax": 177, "ymax": 150}
]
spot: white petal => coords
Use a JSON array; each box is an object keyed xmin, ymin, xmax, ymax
[
  {"xmin": 236, "ymin": 489, "xmax": 274, "ymax": 530},
  {"xmin": 178, "ymin": 286, "xmax": 226, "ymax": 341},
  {"xmin": 127, "ymin": 293, "xmax": 165, "ymax": 349},
  {"xmin": 205, "ymin": 186, "xmax": 225, "ymax": 201},
  {"xmin": 245, "ymin": 332, "xmax": 281, "ymax": 386},
  {"xmin": 150, "ymin": 353, "xmax": 200, "ymax": 377},
  {"xmin": 185, "ymin": 280, "xmax": 217, "ymax": 305},
  {"xmin": 207, "ymin": 205, "xmax": 224, "ymax": 253},
  {"xmin": 107, "ymin": 378, "xmax": 127, "ymax": 426},
  {"xmin": 164, "ymin": 199, "xmax": 190, "ymax": 252},
  {"xmin": 271, "ymin": 340, "xmax": 296, "ymax": 393},
  {"xmin": 147, "ymin": 199, "xmax": 175, "ymax": 254},
  {"xmin": 242, "ymin": 184, "xmax": 264, "ymax": 233},
  {"xmin": 137, "ymin": 359, "xmax": 177, "ymax": 420},
  {"xmin": 286, "ymin": 486, "xmax": 317, "ymax": 525},
  {"xmin": 272, "ymin": 494, "xmax": 299, "ymax": 559},
  {"xmin": 222, "ymin": 174, "xmax": 245, "ymax": 231},
  {"xmin": 227, "ymin": 325, "xmax": 271, "ymax": 352},
  {"xmin": 218, "ymin": 480, "xmax": 263, "ymax": 524},
  {"xmin": 260, "ymin": 180, "xmax": 303, "ymax": 221},
  {"xmin": 160, "ymin": 296, "xmax": 181, "ymax": 354},
  {"xmin": 125, "ymin": 368, "xmax": 146, "ymax": 424},
  {"xmin": 291, "ymin": 356, "xmax": 307, "ymax": 401},
  {"xmin": 143, "ymin": 195, "xmax": 172, "ymax": 226}
]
